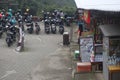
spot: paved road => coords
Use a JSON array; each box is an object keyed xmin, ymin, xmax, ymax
[{"xmin": 0, "ymin": 22, "xmax": 72, "ymax": 80}]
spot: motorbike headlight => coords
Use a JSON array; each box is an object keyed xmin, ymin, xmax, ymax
[
  {"xmin": 6, "ymin": 25, "xmax": 8, "ymax": 28},
  {"xmin": 15, "ymin": 25, "xmax": 17, "ymax": 28}
]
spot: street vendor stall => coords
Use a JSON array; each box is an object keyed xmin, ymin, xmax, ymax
[
  {"xmin": 99, "ymin": 24, "xmax": 120, "ymax": 80},
  {"xmin": 74, "ymin": 0, "xmax": 120, "ymax": 73}
]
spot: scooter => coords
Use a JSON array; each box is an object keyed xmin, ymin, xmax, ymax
[
  {"xmin": 55, "ymin": 18, "xmax": 60, "ymax": 26},
  {"xmin": 45, "ymin": 25, "xmax": 50, "ymax": 34},
  {"xmin": 51, "ymin": 24, "xmax": 56, "ymax": 34},
  {"xmin": 0, "ymin": 26, "xmax": 3, "ymax": 38},
  {"xmin": 35, "ymin": 23, "xmax": 40, "ymax": 34},
  {"xmin": 27, "ymin": 22, "xmax": 34, "ymax": 34},
  {"xmin": 44, "ymin": 19, "xmax": 50, "ymax": 34},
  {"xmin": 6, "ymin": 31, "xmax": 14, "ymax": 47},
  {"xmin": 65, "ymin": 17, "xmax": 71, "ymax": 26},
  {"xmin": 59, "ymin": 25, "xmax": 64, "ymax": 34}
]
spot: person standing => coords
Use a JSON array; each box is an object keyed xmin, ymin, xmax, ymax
[
  {"xmin": 77, "ymin": 23, "xmax": 83, "ymax": 44},
  {"xmin": 16, "ymin": 26, "xmax": 25, "ymax": 52}
]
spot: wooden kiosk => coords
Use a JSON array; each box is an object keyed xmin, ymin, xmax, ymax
[{"xmin": 99, "ymin": 24, "xmax": 120, "ymax": 80}]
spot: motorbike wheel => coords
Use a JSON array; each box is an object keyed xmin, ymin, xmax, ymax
[
  {"xmin": 0, "ymin": 33, "xmax": 2, "ymax": 38},
  {"xmin": 59, "ymin": 31, "xmax": 63, "ymax": 34},
  {"xmin": 0, "ymin": 30, "xmax": 3, "ymax": 38},
  {"xmin": 59, "ymin": 28, "xmax": 64, "ymax": 34},
  {"xmin": 46, "ymin": 31, "xmax": 50, "ymax": 34},
  {"xmin": 8, "ymin": 43, "xmax": 11, "ymax": 47},
  {"xmin": 29, "ymin": 29, "xmax": 33, "ymax": 34},
  {"xmin": 53, "ymin": 31, "xmax": 56, "ymax": 34},
  {"xmin": 36, "ymin": 30, "xmax": 39, "ymax": 35},
  {"xmin": 6, "ymin": 39, "xmax": 12, "ymax": 47}
]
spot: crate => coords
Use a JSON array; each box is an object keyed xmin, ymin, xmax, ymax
[{"xmin": 77, "ymin": 62, "xmax": 91, "ymax": 72}]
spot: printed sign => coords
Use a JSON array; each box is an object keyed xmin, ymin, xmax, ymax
[{"xmin": 80, "ymin": 37, "xmax": 94, "ymax": 62}]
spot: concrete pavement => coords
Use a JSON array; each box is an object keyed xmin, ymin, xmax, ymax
[{"xmin": 0, "ymin": 22, "xmax": 72, "ymax": 80}]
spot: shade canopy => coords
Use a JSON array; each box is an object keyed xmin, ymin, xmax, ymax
[
  {"xmin": 99, "ymin": 24, "xmax": 120, "ymax": 37},
  {"xmin": 74, "ymin": 0, "xmax": 120, "ymax": 11}
]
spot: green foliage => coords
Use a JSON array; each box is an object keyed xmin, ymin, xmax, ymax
[{"xmin": 0, "ymin": 0, "xmax": 77, "ymax": 16}]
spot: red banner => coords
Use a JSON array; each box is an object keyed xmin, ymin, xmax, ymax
[{"xmin": 84, "ymin": 10, "xmax": 90, "ymax": 24}]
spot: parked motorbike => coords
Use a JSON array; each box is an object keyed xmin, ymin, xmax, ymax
[
  {"xmin": 6, "ymin": 31, "xmax": 14, "ymax": 47},
  {"xmin": 0, "ymin": 18, "xmax": 7, "ymax": 38},
  {"xmin": 65, "ymin": 17, "xmax": 71, "ymax": 26},
  {"xmin": 26, "ymin": 22, "xmax": 34, "ymax": 34},
  {"xmin": 58, "ymin": 20, "xmax": 64, "ymax": 34},
  {"xmin": 10, "ymin": 25, "xmax": 17, "ymax": 42},
  {"xmin": 55, "ymin": 18, "xmax": 60, "ymax": 26},
  {"xmin": 44, "ymin": 19, "xmax": 50, "ymax": 34},
  {"xmin": 51, "ymin": 24, "xmax": 56, "ymax": 34},
  {"xmin": 59, "ymin": 25, "xmax": 64, "ymax": 34},
  {"xmin": 0, "ymin": 25, "xmax": 3, "ymax": 38},
  {"xmin": 1, "ymin": 18, "xmax": 7, "ymax": 32},
  {"xmin": 45, "ymin": 25, "xmax": 50, "ymax": 34}
]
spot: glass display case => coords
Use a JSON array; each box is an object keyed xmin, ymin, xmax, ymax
[
  {"xmin": 103, "ymin": 37, "xmax": 120, "ymax": 80},
  {"xmin": 100, "ymin": 24, "xmax": 120, "ymax": 80},
  {"xmin": 108, "ymin": 39, "xmax": 120, "ymax": 66}
]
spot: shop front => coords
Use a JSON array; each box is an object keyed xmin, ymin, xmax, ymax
[{"xmin": 100, "ymin": 24, "xmax": 120, "ymax": 80}]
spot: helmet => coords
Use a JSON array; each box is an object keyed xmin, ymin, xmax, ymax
[{"xmin": 8, "ymin": 9, "xmax": 12, "ymax": 12}]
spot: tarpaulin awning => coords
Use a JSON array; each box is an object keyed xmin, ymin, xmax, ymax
[{"xmin": 74, "ymin": 0, "xmax": 120, "ymax": 11}]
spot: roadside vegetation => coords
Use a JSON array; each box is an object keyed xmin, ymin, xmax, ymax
[{"xmin": 0, "ymin": 0, "xmax": 76, "ymax": 17}]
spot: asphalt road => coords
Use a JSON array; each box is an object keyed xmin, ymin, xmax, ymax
[{"xmin": 0, "ymin": 22, "xmax": 72, "ymax": 80}]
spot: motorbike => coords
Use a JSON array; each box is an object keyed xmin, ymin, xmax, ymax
[
  {"xmin": 26, "ymin": 22, "xmax": 34, "ymax": 34},
  {"xmin": 10, "ymin": 25, "xmax": 17, "ymax": 42},
  {"xmin": 59, "ymin": 25, "xmax": 64, "ymax": 34},
  {"xmin": 51, "ymin": 24, "xmax": 56, "ymax": 34},
  {"xmin": 0, "ymin": 30, "xmax": 3, "ymax": 38},
  {"xmin": 1, "ymin": 18, "xmax": 7, "ymax": 32},
  {"xmin": 58, "ymin": 20, "xmax": 64, "ymax": 34},
  {"xmin": 6, "ymin": 31, "xmax": 14, "ymax": 47},
  {"xmin": 44, "ymin": 19, "xmax": 50, "ymax": 34},
  {"xmin": 55, "ymin": 18, "xmax": 60, "ymax": 26},
  {"xmin": 0, "ymin": 18, "xmax": 7, "ymax": 38},
  {"xmin": 35, "ymin": 23, "xmax": 40, "ymax": 34},
  {"xmin": 6, "ymin": 25, "xmax": 17, "ymax": 41},
  {"xmin": 65, "ymin": 17, "xmax": 71, "ymax": 26},
  {"xmin": 0, "ymin": 25, "xmax": 3, "ymax": 38},
  {"xmin": 45, "ymin": 25, "xmax": 50, "ymax": 34}
]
